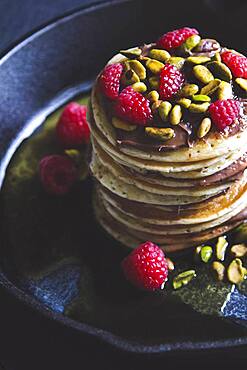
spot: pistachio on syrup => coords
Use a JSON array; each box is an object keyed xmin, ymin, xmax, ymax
[
  {"xmin": 192, "ymin": 94, "xmax": 211, "ymax": 102},
  {"xmin": 235, "ymin": 78, "xmax": 247, "ymax": 92},
  {"xmin": 193, "ymin": 65, "xmax": 214, "ymax": 84},
  {"xmin": 197, "ymin": 117, "xmax": 212, "ymax": 138},
  {"xmin": 218, "ymin": 81, "xmax": 233, "ymax": 100},
  {"xmin": 200, "ymin": 79, "xmax": 221, "ymax": 95},
  {"xmin": 212, "ymin": 261, "xmax": 225, "ymax": 281},
  {"xmin": 207, "ymin": 61, "xmax": 232, "ymax": 82},
  {"xmin": 120, "ymin": 47, "xmax": 142, "ymax": 58},
  {"xmin": 231, "ymin": 244, "xmax": 247, "ymax": 258},
  {"xmin": 149, "ymin": 49, "xmax": 171, "ymax": 62},
  {"xmin": 112, "ymin": 117, "xmax": 137, "ymax": 131},
  {"xmin": 179, "ymin": 84, "xmax": 199, "ymax": 97},
  {"xmin": 186, "ymin": 56, "xmax": 211, "ymax": 64},
  {"xmin": 200, "ymin": 246, "xmax": 213, "ymax": 263},
  {"xmin": 131, "ymin": 82, "xmax": 147, "ymax": 93},
  {"xmin": 146, "ymin": 59, "xmax": 165, "ymax": 74},
  {"xmin": 147, "ymin": 90, "xmax": 159, "ymax": 102},
  {"xmin": 177, "ymin": 98, "xmax": 191, "ymax": 108},
  {"xmin": 189, "ymin": 102, "xmax": 210, "ymax": 113},
  {"xmin": 145, "ymin": 127, "xmax": 175, "ymax": 141},
  {"xmin": 216, "ymin": 236, "xmax": 228, "ymax": 261},
  {"xmin": 227, "ymin": 258, "xmax": 247, "ymax": 284},
  {"xmin": 173, "ymin": 270, "xmax": 196, "ymax": 290},
  {"xmin": 170, "ymin": 104, "xmax": 182, "ymax": 125},
  {"xmin": 158, "ymin": 101, "xmax": 172, "ymax": 122}
]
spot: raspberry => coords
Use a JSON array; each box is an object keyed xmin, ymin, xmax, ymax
[
  {"xmin": 221, "ymin": 51, "xmax": 247, "ymax": 78},
  {"xmin": 99, "ymin": 63, "xmax": 123, "ymax": 99},
  {"xmin": 156, "ymin": 27, "xmax": 199, "ymax": 50},
  {"xmin": 114, "ymin": 86, "xmax": 153, "ymax": 125},
  {"xmin": 39, "ymin": 155, "xmax": 78, "ymax": 195},
  {"xmin": 159, "ymin": 64, "xmax": 184, "ymax": 99},
  {"xmin": 121, "ymin": 241, "xmax": 168, "ymax": 291},
  {"xmin": 56, "ymin": 102, "xmax": 90, "ymax": 148},
  {"xmin": 209, "ymin": 99, "xmax": 240, "ymax": 131}
]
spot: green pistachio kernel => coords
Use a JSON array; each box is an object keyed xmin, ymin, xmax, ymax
[
  {"xmin": 173, "ymin": 270, "xmax": 196, "ymax": 290},
  {"xmin": 197, "ymin": 117, "xmax": 212, "ymax": 138},
  {"xmin": 120, "ymin": 47, "xmax": 142, "ymax": 58},
  {"xmin": 131, "ymin": 82, "xmax": 147, "ymax": 93},
  {"xmin": 177, "ymin": 98, "xmax": 191, "ymax": 108},
  {"xmin": 149, "ymin": 76, "xmax": 159, "ymax": 90},
  {"xmin": 147, "ymin": 90, "xmax": 159, "ymax": 102},
  {"xmin": 200, "ymin": 246, "xmax": 213, "ymax": 263},
  {"xmin": 146, "ymin": 59, "xmax": 165, "ymax": 74},
  {"xmin": 193, "ymin": 65, "xmax": 214, "ymax": 84},
  {"xmin": 207, "ymin": 61, "xmax": 232, "ymax": 82},
  {"xmin": 179, "ymin": 84, "xmax": 199, "ymax": 97},
  {"xmin": 211, "ymin": 52, "xmax": 221, "ymax": 62},
  {"xmin": 212, "ymin": 261, "xmax": 225, "ymax": 281},
  {"xmin": 149, "ymin": 49, "xmax": 171, "ymax": 62},
  {"xmin": 189, "ymin": 102, "xmax": 210, "ymax": 113},
  {"xmin": 121, "ymin": 69, "xmax": 140, "ymax": 85},
  {"xmin": 158, "ymin": 101, "xmax": 172, "ymax": 122},
  {"xmin": 192, "ymin": 94, "xmax": 211, "ymax": 102},
  {"xmin": 233, "ymin": 223, "xmax": 247, "ymax": 243},
  {"xmin": 151, "ymin": 100, "xmax": 162, "ymax": 113},
  {"xmin": 231, "ymin": 244, "xmax": 247, "ymax": 258},
  {"xmin": 170, "ymin": 104, "xmax": 182, "ymax": 125},
  {"xmin": 128, "ymin": 60, "xmax": 146, "ymax": 80},
  {"xmin": 145, "ymin": 127, "xmax": 175, "ymax": 141},
  {"xmin": 182, "ymin": 34, "xmax": 201, "ymax": 51},
  {"xmin": 167, "ymin": 57, "xmax": 185, "ymax": 69},
  {"xmin": 200, "ymin": 79, "xmax": 221, "ymax": 95},
  {"xmin": 112, "ymin": 117, "xmax": 137, "ymax": 131},
  {"xmin": 218, "ymin": 81, "xmax": 233, "ymax": 100},
  {"xmin": 235, "ymin": 78, "xmax": 247, "ymax": 92},
  {"xmin": 64, "ymin": 149, "xmax": 81, "ymax": 164},
  {"xmin": 216, "ymin": 236, "xmax": 228, "ymax": 261},
  {"xmin": 227, "ymin": 258, "xmax": 247, "ymax": 284},
  {"xmin": 186, "ymin": 56, "xmax": 211, "ymax": 64}
]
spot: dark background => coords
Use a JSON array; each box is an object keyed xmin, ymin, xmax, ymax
[{"xmin": 0, "ymin": 0, "xmax": 246, "ymax": 369}]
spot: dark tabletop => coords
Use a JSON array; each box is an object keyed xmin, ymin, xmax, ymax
[{"xmin": 0, "ymin": 1, "xmax": 246, "ymax": 369}]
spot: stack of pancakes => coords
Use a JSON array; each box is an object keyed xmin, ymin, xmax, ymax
[{"xmin": 88, "ymin": 53, "xmax": 247, "ymax": 252}]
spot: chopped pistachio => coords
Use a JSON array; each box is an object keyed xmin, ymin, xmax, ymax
[
  {"xmin": 200, "ymin": 246, "xmax": 213, "ymax": 263},
  {"xmin": 179, "ymin": 84, "xmax": 199, "ymax": 97},
  {"xmin": 146, "ymin": 59, "xmax": 165, "ymax": 74},
  {"xmin": 231, "ymin": 244, "xmax": 247, "ymax": 258},
  {"xmin": 197, "ymin": 118, "xmax": 212, "ymax": 138},
  {"xmin": 158, "ymin": 101, "xmax": 172, "ymax": 122},
  {"xmin": 189, "ymin": 102, "xmax": 210, "ymax": 113},
  {"xmin": 215, "ymin": 236, "xmax": 228, "ymax": 261},
  {"xmin": 192, "ymin": 94, "xmax": 211, "ymax": 102},
  {"xmin": 173, "ymin": 270, "xmax": 196, "ymax": 290},
  {"xmin": 166, "ymin": 258, "xmax": 175, "ymax": 271},
  {"xmin": 212, "ymin": 261, "xmax": 225, "ymax": 281},
  {"xmin": 147, "ymin": 90, "xmax": 159, "ymax": 103},
  {"xmin": 177, "ymin": 98, "xmax": 191, "ymax": 108},
  {"xmin": 120, "ymin": 47, "xmax": 142, "ymax": 58},
  {"xmin": 227, "ymin": 258, "xmax": 247, "ymax": 284},
  {"xmin": 167, "ymin": 57, "xmax": 185, "ymax": 69},
  {"xmin": 193, "ymin": 65, "xmax": 214, "ymax": 84},
  {"xmin": 207, "ymin": 61, "xmax": 232, "ymax": 82},
  {"xmin": 218, "ymin": 81, "xmax": 232, "ymax": 100},
  {"xmin": 169, "ymin": 104, "xmax": 182, "ymax": 125},
  {"xmin": 186, "ymin": 56, "xmax": 211, "ymax": 64},
  {"xmin": 121, "ymin": 69, "xmax": 140, "ymax": 85},
  {"xmin": 128, "ymin": 60, "xmax": 146, "ymax": 80},
  {"xmin": 145, "ymin": 127, "xmax": 175, "ymax": 141},
  {"xmin": 149, "ymin": 49, "xmax": 171, "ymax": 62},
  {"xmin": 235, "ymin": 78, "xmax": 247, "ymax": 92},
  {"xmin": 131, "ymin": 82, "xmax": 147, "ymax": 93},
  {"xmin": 200, "ymin": 79, "xmax": 221, "ymax": 96}
]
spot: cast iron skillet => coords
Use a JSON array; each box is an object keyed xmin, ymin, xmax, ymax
[{"xmin": 0, "ymin": 0, "xmax": 247, "ymax": 355}]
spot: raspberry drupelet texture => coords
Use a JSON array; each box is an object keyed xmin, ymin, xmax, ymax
[
  {"xmin": 156, "ymin": 27, "xmax": 199, "ymax": 50},
  {"xmin": 56, "ymin": 102, "xmax": 90, "ymax": 148},
  {"xmin": 221, "ymin": 51, "xmax": 247, "ymax": 78},
  {"xmin": 39, "ymin": 155, "xmax": 78, "ymax": 195},
  {"xmin": 159, "ymin": 64, "xmax": 185, "ymax": 99},
  {"xmin": 209, "ymin": 99, "xmax": 240, "ymax": 131},
  {"xmin": 114, "ymin": 86, "xmax": 153, "ymax": 125},
  {"xmin": 99, "ymin": 63, "xmax": 123, "ymax": 99},
  {"xmin": 121, "ymin": 241, "xmax": 169, "ymax": 291}
]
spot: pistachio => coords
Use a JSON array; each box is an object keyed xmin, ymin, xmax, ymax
[
  {"xmin": 235, "ymin": 78, "xmax": 247, "ymax": 92},
  {"xmin": 200, "ymin": 246, "xmax": 213, "ymax": 263},
  {"xmin": 231, "ymin": 244, "xmax": 247, "ymax": 258},
  {"xmin": 216, "ymin": 236, "xmax": 228, "ymax": 261},
  {"xmin": 147, "ymin": 90, "xmax": 159, "ymax": 102},
  {"xmin": 173, "ymin": 270, "xmax": 196, "ymax": 290},
  {"xmin": 197, "ymin": 117, "xmax": 212, "ymax": 138},
  {"xmin": 179, "ymin": 84, "xmax": 199, "ymax": 97},
  {"xmin": 112, "ymin": 117, "xmax": 137, "ymax": 131},
  {"xmin": 200, "ymin": 79, "xmax": 221, "ymax": 96},
  {"xmin": 149, "ymin": 76, "xmax": 159, "ymax": 90},
  {"xmin": 149, "ymin": 49, "xmax": 171, "ymax": 62},
  {"xmin": 189, "ymin": 102, "xmax": 210, "ymax": 113},
  {"xmin": 158, "ymin": 101, "xmax": 172, "ymax": 122},
  {"xmin": 193, "ymin": 65, "xmax": 214, "ymax": 84},
  {"xmin": 64, "ymin": 149, "xmax": 81, "ymax": 163},
  {"xmin": 193, "ymin": 39, "xmax": 220, "ymax": 53},
  {"xmin": 170, "ymin": 104, "xmax": 182, "ymax": 125},
  {"xmin": 120, "ymin": 47, "xmax": 142, "ymax": 58},
  {"xmin": 233, "ymin": 223, "xmax": 247, "ymax": 243},
  {"xmin": 192, "ymin": 94, "xmax": 211, "ymax": 102},
  {"xmin": 151, "ymin": 100, "xmax": 162, "ymax": 113},
  {"xmin": 128, "ymin": 60, "xmax": 146, "ymax": 80},
  {"xmin": 138, "ymin": 56, "xmax": 151, "ymax": 63},
  {"xmin": 227, "ymin": 258, "xmax": 247, "ymax": 284},
  {"xmin": 146, "ymin": 59, "xmax": 165, "ymax": 74},
  {"xmin": 182, "ymin": 34, "xmax": 201, "ymax": 51},
  {"xmin": 218, "ymin": 81, "xmax": 232, "ymax": 100},
  {"xmin": 167, "ymin": 57, "xmax": 185, "ymax": 69},
  {"xmin": 186, "ymin": 56, "xmax": 211, "ymax": 64},
  {"xmin": 145, "ymin": 127, "xmax": 175, "ymax": 141},
  {"xmin": 131, "ymin": 82, "xmax": 147, "ymax": 93},
  {"xmin": 211, "ymin": 52, "xmax": 221, "ymax": 62},
  {"xmin": 207, "ymin": 61, "xmax": 232, "ymax": 82},
  {"xmin": 166, "ymin": 258, "xmax": 175, "ymax": 271},
  {"xmin": 212, "ymin": 261, "xmax": 225, "ymax": 281},
  {"xmin": 177, "ymin": 98, "xmax": 191, "ymax": 108},
  {"xmin": 121, "ymin": 69, "xmax": 140, "ymax": 85}
]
